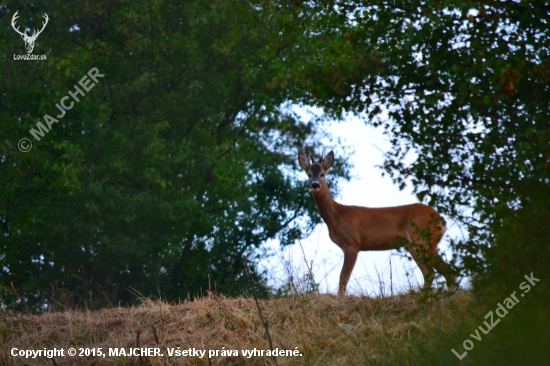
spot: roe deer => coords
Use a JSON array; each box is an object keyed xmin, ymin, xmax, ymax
[{"xmin": 298, "ymin": 150, "xmax": 456, "ymax": 294}]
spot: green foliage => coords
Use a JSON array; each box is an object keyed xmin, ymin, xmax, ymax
[
  {"xmin": 267, "ymin": 0, "xmax": 550, "ymax": 279},
  {"xmin": 264, "ymin": 1, "xmax": 550, "ymax": 363},
  {"xmin": 0, "ymin": 0, "xmax": 350, "ymax": 310}
]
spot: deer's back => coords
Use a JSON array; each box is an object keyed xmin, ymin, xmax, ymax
[{"xmin": 330, "ymin": 203, "xmax": 444, "ymax": 251}]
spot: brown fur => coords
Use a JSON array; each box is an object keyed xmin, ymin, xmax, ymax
[{"xmin": 299, "ymin": 151, "xmax": 456, "ymax": 294}]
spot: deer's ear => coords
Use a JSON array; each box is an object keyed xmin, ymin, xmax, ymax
[
  {"xmin": 298, "ymin": 152, "xmax": 310, "ymax": 171},
  {"xmin": 322, "ymin": 151, "xmax": 334, "ymax": 170}
]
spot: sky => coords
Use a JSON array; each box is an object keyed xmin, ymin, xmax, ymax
[{"xmin": 262, "ymin": 111, "xmax": 460, "ymax": 296}]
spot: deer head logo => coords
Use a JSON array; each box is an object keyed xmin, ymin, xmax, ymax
[{"xmin": 11, "ymin": 11, "xmax": 49, "ymax": 54}]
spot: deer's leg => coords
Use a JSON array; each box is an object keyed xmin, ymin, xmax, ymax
[
  {"xmin": 338, "ymin": 248, "xmax": 358, "ymax": 295},
  {"xmin": 406, "ymin": 246, "xmax": 435, "ymax": 289},
  {"xmin": 425, "ymin": 216, "xmax": 456, "ymax": 290},
  {"xmin": 427, "ymin": 253, "xmax": 457, "ymax": 291}
]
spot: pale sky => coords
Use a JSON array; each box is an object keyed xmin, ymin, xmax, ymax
[{"xmin": 262, "ymin": 111, "xmax": 460, "ymax": 296}]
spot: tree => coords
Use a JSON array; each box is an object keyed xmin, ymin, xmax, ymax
[
  {"xmin": 267, "ymin": 1, "xmax": 549, "ymax": 363},
  {"xmin": 0, "ymin": 0, "xmax": 350, "ymax": 309},
  {"xmin": 268, "ymin": 0, "xmax": 550, "ymax": 280}
]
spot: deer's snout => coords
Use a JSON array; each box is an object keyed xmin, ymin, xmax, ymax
[{"xmin": 311, "ymin": 182, "xmax": 321, "ymax": 190}]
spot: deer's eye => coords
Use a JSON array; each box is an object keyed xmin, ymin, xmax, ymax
[
  {"xmin": 320, "ymin": 173, "xmax": 325, "ymax": 177},
  {"xmin": 308, "ymin": 173, "xmax": 312, "ymax": 177}
]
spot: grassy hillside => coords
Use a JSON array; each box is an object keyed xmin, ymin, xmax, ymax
[{"xmin": 2, "ymin": 291, "xmax": 476, "ymax": 365}]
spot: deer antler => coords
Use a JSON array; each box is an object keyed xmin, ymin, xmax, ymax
[
  {"xmin": 31, "ymin": 13, "xmax": 49, "ymax": 38},
  {"xmin": 11, "ymin": 12, "xmax": 48, "ymax": 40},
  {"xmin": 309, "ymin": 151, "xmax": 315, "ymax": 164},
  {"xmin": 11, "ymin": 11, "xmax": 28, "ymax": 38}
]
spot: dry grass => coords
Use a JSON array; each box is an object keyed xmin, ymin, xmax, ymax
[{"xmin": 1, "ymin": 290, "xmax": 472, "ymax": 365}]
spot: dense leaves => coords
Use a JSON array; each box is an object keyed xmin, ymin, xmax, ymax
[
  {"xmin": 0, "ymin": 0, "xmax": 350, "ymax": 309},
  {"xmin": 267, "ymin": 0, "xmax": 550, "ymax": 279},
  {"xmin": 265, "ymin": 2, "xmax": 549, "ymax": 363}
]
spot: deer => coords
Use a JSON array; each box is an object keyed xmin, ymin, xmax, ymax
[
  {"xmin": 298, "ymin": 150, "xmax": 456, "ymax": 295},
  {"xmin": 11, "ymin": 11, "xmax": 49, "ymax": 54}
]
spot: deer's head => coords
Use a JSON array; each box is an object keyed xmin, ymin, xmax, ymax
[
  {"xmin": 298, "ymin": 151, "xmax": 334, "ymax": 191},
  {"xmin": 11, "ymin": 11, "xmax": 49, "ymax": 54}
]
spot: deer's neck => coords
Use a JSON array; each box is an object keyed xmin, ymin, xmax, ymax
[{"xmin": 311, "ymin": 184, "xmax": 339, "ymax": 227}]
